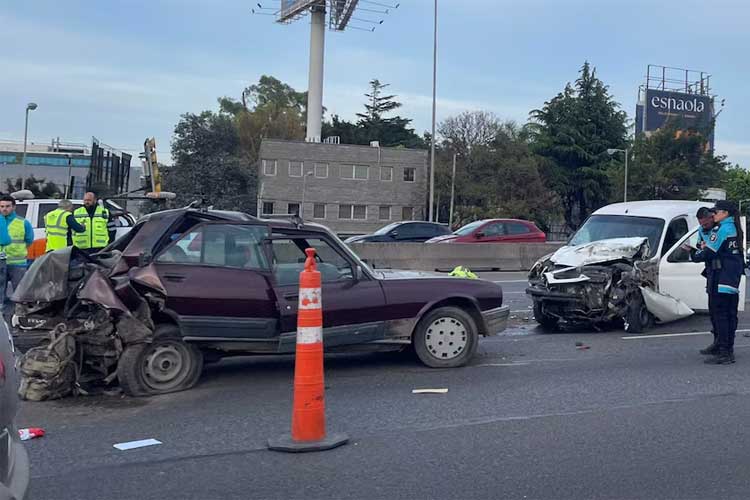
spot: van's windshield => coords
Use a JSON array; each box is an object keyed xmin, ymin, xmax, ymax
[{"xmin": 568, "ymin": 215, "xmax": 665, "ymax": 257}]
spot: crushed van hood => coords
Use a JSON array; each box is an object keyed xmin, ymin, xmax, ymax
[{"xmin": 549, "ymin": 237, "xmax": 649, "ymax": 267}]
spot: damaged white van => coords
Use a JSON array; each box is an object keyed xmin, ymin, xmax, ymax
[{"xmin": 527, "ymin": 201, "xmax": 747, "ymax": 333}]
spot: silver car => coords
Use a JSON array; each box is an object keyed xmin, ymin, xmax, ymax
[{"xmin": 1, "ymin": 319, "xmax": 29, "ymax": 499}]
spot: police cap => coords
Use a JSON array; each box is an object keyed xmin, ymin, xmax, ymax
[
  {"xmin": 696, "ymin": 207, "xmax": 715, "ymax": 219},
  {"xmin": 714, "ymin": 200, "xmax": 737, "ymax": 213}
]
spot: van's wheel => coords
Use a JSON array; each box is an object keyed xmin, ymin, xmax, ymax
[
  {"xmin": 413, "ymin": 306, "xmax": 478, "ymax": 368},
  {"xmin": 117, "ymin": 325, "xmax": 204, "ymax": 397},
  {"xmin": 624, "ymin": 293, "xmax": 654, "ymax": 334},
  {"xmin": 533, "ymin": 302, "xmax": 559, "ymax": 331}
]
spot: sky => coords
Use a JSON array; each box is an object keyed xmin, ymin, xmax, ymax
[{"xmin": 1, "ymin": 0, "xmax": 749, "ymax": 167}]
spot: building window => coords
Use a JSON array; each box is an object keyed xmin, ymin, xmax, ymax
[
  {"xmin": 288, "ymin": 203, "xmax": 300, "ymax": 215},
  {"xmin": 340, "ymin": 165, "xmax": 354, "ymax": 179},
  {"xmin": 313, "ymin": 204, "xmax": 326, "ymax": 219},
  {"xmin": 354, "ymin": 165, "xmax": 368, "ymax": 180},
  {"xmin": 262, "ymin": 202, "xmax": 274, "ymax": 215},
  {"xmin": 380, "ymin": 166, "xmax": 393, "ymax": 181},
  {"xmin": 314, "ymin": 163, "xmax": 328, "ymax": 178},
  {"xmin": 263, "ymin": 159, "xmax": 277, "ymax": 176},
  {"xmin": 288, "ymin": 161, "xmax": 303, "ymax": 177},
  {"xmin": 403, "ymin": 167, "xmax": 415, "ymax": 182},
  {"xmin": 379, "ymin": 206, "xmax": 391, "ymax": 220},
  {"xmin": 402, "ymin": 207, "xmax": 414, "ymax": 220},
  {"xmin": 339, "ymin": 204, "xmax": 367, "ymax": 220}
]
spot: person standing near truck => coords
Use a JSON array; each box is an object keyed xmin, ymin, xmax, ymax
[
  {"xmin": 694, "ymin": 200, "xmax": 745, "ymax": 365},
  {"xmin": 0, "ymin": 194, "xmax": 34, "ymax": 318},
  {"xmin": 691, "ymin": 207, "xmax": 719, "ymax": 356},
  {"xmin": 73, "ymin": 192, "xmax": 112, "ymax": 253},
  {"xmin": 45, "ymin": 199, "xmax": 86, "ymax": 252}
]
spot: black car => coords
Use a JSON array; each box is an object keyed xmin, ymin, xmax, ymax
[
  {"xmin": 344, "ymin": 221, "xmax": 451, "ymax": 244},
  {"xmin": 1, "ymin": 320, "xmax": 29, "ymax": 499}
]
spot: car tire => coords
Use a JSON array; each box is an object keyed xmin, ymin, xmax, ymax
[
  {"xmin": 117, "ymin": 325, "xmax": 204, "ymax": 397},
  {"xmin": 413, "ymin": 306, "xmax": 478, "ymax": 368},
  {"xmin": 533, "ymin": 302, "xmax": 559, "ymax": 331},
  {"xmin": 624, "ymin": 293, "xmax": 654, "ymax": 334}
]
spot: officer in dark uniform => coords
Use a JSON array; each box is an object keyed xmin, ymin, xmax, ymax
[
  {"xmin": 693, "ymin": 200, "xmax": 745, "ymax": 364},
  {"xmin": 691, "ymin": 207, "xmax": 718, "ymax": 355}
]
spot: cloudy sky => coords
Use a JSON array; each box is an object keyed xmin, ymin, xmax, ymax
[{"xmin": 1, "ymin": 0, "xmax": 749, "ymax": 166}]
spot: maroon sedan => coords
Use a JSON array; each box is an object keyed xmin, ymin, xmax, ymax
[
  {"xmin": 13, "ymin": 208, "xmax": 510, "ymax": 396},
  {"xmin": 426, "ymin": 219, "xmax": 546, "ymax": 244}
]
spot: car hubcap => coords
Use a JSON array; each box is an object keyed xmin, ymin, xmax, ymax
[
  {"xmin": 142, "ymin": 341, "xmax": 192, "ymax": 391},
  {"xmin": 425, "ymin": 317, "xmax": 468, "ymax": 360}
]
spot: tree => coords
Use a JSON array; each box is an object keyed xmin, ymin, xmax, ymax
[
  {"xmin": 323, "ymin": 78, "xmax": 426, "ymax": 149},
  {"xmin": 529, "ymin": 62, "xmax": 628, "ymax": 230},
  {"xmin": 5, "ymin": 176, "xmax": 62, "ymax": 198},
  {"xmin": 438, "ymin": 111, "xmax": 503, "ymax": 158},
  {"xmin": 616, "ymin": 123, "xmax": 730, "ymax": 202},
  {"xmin": 722, "ymin": 165, "xmax": 750, "ymax": 210},
  {"xmin": 167, "ymin": 111, "xmax": 256, "ymax": 213}
]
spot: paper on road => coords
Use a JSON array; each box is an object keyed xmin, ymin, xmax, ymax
[
  {"xmin": 412, "ymin": 388, "xmax": 449, "ymax": 394},
  {"xmin": 113, "ymin": 439, "xmax": 162, "ymax": 451}
]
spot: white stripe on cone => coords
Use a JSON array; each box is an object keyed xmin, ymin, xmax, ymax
[
  {"xmin": 297, "ymin": 326, "xmax": 323, "ymax": 344},
  {"xmin": 299, "ymin": 288, "xmax": 322, "ymax": 310}
]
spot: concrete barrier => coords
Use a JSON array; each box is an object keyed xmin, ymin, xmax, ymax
[{"xmin": 348, "ymin": 242, "xmax": 565, "ymax": 272}]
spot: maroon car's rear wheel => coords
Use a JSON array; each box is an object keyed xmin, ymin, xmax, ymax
[
  {"xmin": 413, "ymin": 306, "xmax": 478, "ymax": 368},
  {"xmin": 117, "ymin": 325, "xmax": 203, "ymax": 397}
]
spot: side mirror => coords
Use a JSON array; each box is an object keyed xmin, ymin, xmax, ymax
[
  {"xmin": 389, "ymin": 231, "xmax": 399, "ymax": 238},
  {"xmin": 138, "ymin": 251, "xmax": 152, "ymax": 267},
  {"xmin": 354, "ymin": 265, "xmax": 365, "ymax": 281},
  {"xmin": 475, "ymin": 232, "xmax": 485, "ymax": 239}
]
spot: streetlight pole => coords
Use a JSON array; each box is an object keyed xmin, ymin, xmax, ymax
[
  {"xmin": 607, "ymin": 147, "xmax": 629, "ymax": 203},
  {"xmin": 21, "ymin": 102, "xmax": 38, "ymax": 190},
  {"xmin": 449, "ymin": 152, "xmax": 456, "ymax": 229},
  {"xmin": 428, "ymin": 0, "xmax": 437, "ymax": 222},
  {"xmin": 65, "ymin": 154, "xmax": 73, "ymax": 198}
]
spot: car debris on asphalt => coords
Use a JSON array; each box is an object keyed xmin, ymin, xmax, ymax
[
  {"xmin": 113, "ymin": 438, "xmax": 162, "ymax": 451},
  {"xmin": 412, "ymin": 388, "xmax": 449, "ymax": 394}
]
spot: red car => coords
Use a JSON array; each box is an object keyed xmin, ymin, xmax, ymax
[{"xmin": 426, "ymin": 219, "xmax": 546, "ymax": 244}]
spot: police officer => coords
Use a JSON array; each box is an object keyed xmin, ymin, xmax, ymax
[
  {"xmin": 44, "ymin": 199, "xmax": 86, "ymax": 252},
  {"xmin": 694, "ymin": 200, "xmax": 745, "ymax": 364},
  {"xmin": 72, "ymin": 192, "xmax": 112, "ymax": 253},
  {"xmin": 691, "ymin": 207, "xmax": 719, "ymax": 355}
]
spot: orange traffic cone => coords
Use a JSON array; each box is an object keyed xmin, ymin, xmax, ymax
[{"xmin": 268, "ymin": 248, "xmax": 349, "ymax": 453}]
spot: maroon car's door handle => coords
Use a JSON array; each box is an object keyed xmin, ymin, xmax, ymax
[
  {"xmin": 164, "ymin": 274, "xmax": 186, "ymax": 282},
  {"xmin": 283, "ymin": 293, "xmax": 299, "ymax": 301}
]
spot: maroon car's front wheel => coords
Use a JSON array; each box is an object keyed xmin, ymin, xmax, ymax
[
  {"xmin": 413, "ymin": 306, "xmax": 478, "ymax": 368},
  {"xmin": 117, "ymin": 325, "xmax": 204, "ymax": 397}
]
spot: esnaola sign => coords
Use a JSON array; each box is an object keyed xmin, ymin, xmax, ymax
[{"xmin": 650, "ymin": 96, "xmax": 706, "ymax": 113}]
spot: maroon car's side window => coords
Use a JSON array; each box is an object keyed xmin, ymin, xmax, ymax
[
  {"xmin": 271, "ymin": 236, "xmax": 353, "ymax": 286},
  {"xmin": 157, "ymin": 224, "xmax": 269, "ymax": 270}
]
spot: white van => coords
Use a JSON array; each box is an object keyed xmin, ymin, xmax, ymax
[{"xmin": 528, "ymin": 200, "xmax": 746, "ymax": 332}]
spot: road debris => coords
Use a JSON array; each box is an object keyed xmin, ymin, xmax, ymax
[
  {"xmin": 18, "ymin": 428, "xmax": 45, "ymax": 441},
  {"xmin": 412, "ymin": 388, "xmax": 449, "ymax": 394},
  {"xmin": 113, "ymin": 438, "xmax": 162, "ymax": 451}
]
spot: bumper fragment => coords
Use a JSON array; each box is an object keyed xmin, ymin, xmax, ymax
[{"xmin": 481, "ymin": 305, "xmax": 510, "ymax": 335}]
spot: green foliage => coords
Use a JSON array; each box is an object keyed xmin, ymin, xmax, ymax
[
  {"xmin": 529, "ymin": 62, "xmax": 628, "ymax": 230},
  {"xmin": 722, "ymin": 165, "xmax": 750, "ymax": 208},
  {"xmin": 614, "ymin": 123, "xmax": 730, "ymax": 202},
  {"xmin": 435, "ymin": 112, "xmax": 560, "ymax": 231},
  {"xmin": 5, "ymin": 176, "xmax": 63, "ymax": 198},
  {"xmin": 168, "ymin": 111, "xmax": 256, "ymax": 213},
  {"xmin": 323, "ymin": 78, "xmax": 426, "ymax": 149}
]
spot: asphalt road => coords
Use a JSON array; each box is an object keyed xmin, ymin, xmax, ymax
[{"xmin": 18, "ymin": 272, "xmax": 750, "ymax": 500}]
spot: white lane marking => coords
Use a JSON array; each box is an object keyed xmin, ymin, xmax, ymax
[
  {"xmin": 622, "ymin": 329, "xmax": 750, "ymax": 340},
  {"xmin": 492, "ymin": 280, "xmax": 529, "ymax": 284},
  {"xmin": 114, "ymin": 439, "xmax": 162, "ymax": 451}
]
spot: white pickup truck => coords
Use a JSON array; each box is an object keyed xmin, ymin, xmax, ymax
[{"xmin": 12, "ymin": 197, "xmax": 136, "ymax": 258}]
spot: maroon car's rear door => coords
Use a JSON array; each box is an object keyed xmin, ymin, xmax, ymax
[
  {"xmin": 152, "ymin": 222, "xmax": 280, "ymax": 340},
  {"xmin": 267, "ymin": 231, "xmax": 388, "ymax": 352}
]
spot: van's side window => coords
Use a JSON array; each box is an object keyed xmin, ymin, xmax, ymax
[{"xmin": 662, "ymin": 217, "xmax": 689, "ymax": 254}]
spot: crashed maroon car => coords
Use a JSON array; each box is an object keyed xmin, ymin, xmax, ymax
[{"xmin": 11, "ymin": 207, "xmax": 509, "ymax": 398}]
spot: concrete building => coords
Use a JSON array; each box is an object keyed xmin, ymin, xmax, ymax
[{"xmin": 258, "ymin": 139, "xmax": 428, "ymax": 235}]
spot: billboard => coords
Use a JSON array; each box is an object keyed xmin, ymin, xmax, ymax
[
  {"xmin": 644, "ymin": 89, "xmax": 713, "ymax": 132},
  {"xmin": 279, "ymin": 0, "xmax": 319, "ymax": 22}
]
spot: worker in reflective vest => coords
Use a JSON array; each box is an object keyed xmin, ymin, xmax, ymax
[
  {"xmin": 45, "ymin": 199, "xmax": 86, "ymax": 252},
  {"xmin": 72, "ymin": 192, "xmax": 111, "ymax": 252},
  {"xmin": 0, "ymin": 194, "xmax": 34, "ymax": 319}
]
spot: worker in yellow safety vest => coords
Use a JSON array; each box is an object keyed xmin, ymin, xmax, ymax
[
  {"xmin": 45, "ymin": 199, "xmax": 86, "ymax": 252},
  {"xmin": 72, "ymin": 192, "xmax": 112, "ymax": 253},
  {"xmin": 0, "ymin": 194, "xmax": 34, "ymax": 319}
]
